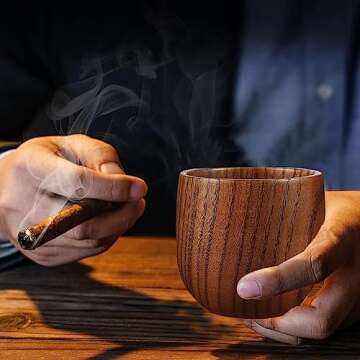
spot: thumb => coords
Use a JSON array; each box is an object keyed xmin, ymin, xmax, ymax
[
  {"xmin": 237, "ymin": 221, "xmax": 351, "ymax": 300},
  {"xmin": 60, "ymin": 134, "xmax": 125, "ymax": 174}
]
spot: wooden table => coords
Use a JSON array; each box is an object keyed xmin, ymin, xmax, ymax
[{"xmin": 0, "ymin": 237, "xmax": 359, "ymax": 359}]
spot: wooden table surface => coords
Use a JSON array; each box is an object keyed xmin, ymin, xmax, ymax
[{"xmin": 0, "ymin": 237, "xmax": 359, "ymax": 360}]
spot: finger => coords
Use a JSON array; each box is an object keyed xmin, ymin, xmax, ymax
[
  {"xmin": 60, "ymin": 134, "xmax": 125, "ymax": 174},
  {"xmin": 30, "ymin": 148, "xmax": 147, "ymax": 201},
  {"xmin": 237, "ymin": 225, "xmax": 350, "ymax": 299},
  {"xmin": 19, "ymin": 138, "xmax": 147, "ymax": 201},
  {"xmin": 243, "ymin": 319, "xmax": 301, "ymax": 345},
  {"xmin": 64, "ymin": 199, "xmax": 145, "ymax": 241},
  {"xmin": 26, "ymin": 236, "xmax": 118, "ymax": 266},
  {"xmin": 254, "ymin": 268, "xmax": 359, "ymax": 340}
]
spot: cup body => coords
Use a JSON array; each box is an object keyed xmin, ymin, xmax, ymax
[{"xmin": 176, "ymin": 167, "xmax": 325, "ymax": 318}]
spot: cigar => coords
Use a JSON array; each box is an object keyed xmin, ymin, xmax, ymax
[{"xmin": 18, "ymin": 199, "xmax": 119, "ymax": 250}]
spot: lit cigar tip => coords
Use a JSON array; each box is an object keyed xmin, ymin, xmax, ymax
[{"xmin": 18, "ymin": 229, "xmax": 36, "ymax": 250}]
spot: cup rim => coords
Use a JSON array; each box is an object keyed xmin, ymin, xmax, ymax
[{"xmin": 180, "ymin": 167, "xmax": 323, "ymax": 182}]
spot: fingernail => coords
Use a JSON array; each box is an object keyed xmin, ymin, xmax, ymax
[
  {"xmin": 100, "ymin": 162, "xmax": 124, "ymax": 174},
  {"xmin": 237, "ymin": 280, "xmax": 261, "ymax": 299},
  {"xmin": 130, "ymin": 182, "xmax": 147, "ymax": 200}
]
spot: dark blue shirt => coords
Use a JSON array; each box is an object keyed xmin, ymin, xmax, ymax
[
  {"xmin": 234, "ymin": 0, "xmax": 360, "ymax": 189},
  {"xmin": 2, "ymin": 2, "xmax": 360, "ymax": 238}
]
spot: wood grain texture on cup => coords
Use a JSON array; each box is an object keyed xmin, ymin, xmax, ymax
[{"xmin": 176, "ymin": 167, "xmax": 325, "ymax": 319}]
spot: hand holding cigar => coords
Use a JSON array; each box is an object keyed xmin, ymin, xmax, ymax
[
  {"xmin": 0, "ymin": 135, "xmax": 147, "ymax": 266},
  {"xmin": 18, "ymin": 199, "xmax": 120, "ymax": 250}
]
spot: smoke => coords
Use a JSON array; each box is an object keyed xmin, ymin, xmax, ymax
[
  {"xmin": 48, "ymin": 58, "xmax": 144, "ymax": 135},
  {"xmin": 19, "ymin": 11, "xmax": 228, "ymax": 234},
  {"xmin": 17, "ymin": 57, "xmax": 146, "ymax": 233}
]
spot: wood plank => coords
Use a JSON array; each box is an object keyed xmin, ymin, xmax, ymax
[
  {"xmin": 0, "ymin": 237, "xmax": 358, "ymax": 359},
  {"xmin": 0, "ymin": 349, "xmax": 355, "ymax": 360}
]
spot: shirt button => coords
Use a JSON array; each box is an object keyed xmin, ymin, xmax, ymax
[{"xmin": 317, "ymin": 83, "xmax": 334, "ymax": 101}]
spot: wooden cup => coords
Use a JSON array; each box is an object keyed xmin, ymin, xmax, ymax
[{"xmin": 176, "ymin": 167, "xmax": 325, "ymax": 318}]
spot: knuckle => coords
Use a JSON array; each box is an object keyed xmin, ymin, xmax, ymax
[
  {"xmin": 69, "ymin": 167, "xmax": 90, "ymax": 197},
  {"xmin": 97, "ymin": 142, "xmax": 117, "ymax": 157},
  {"xmin": 109, "ymin": 178, "xmax": 129, "ymax": 200},
  {"xmin": 93, "ymin": 143, "xmax": 120, "ymax": 168}
]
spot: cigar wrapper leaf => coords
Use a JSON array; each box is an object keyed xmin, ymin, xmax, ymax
[{"xmin": 18, "ymin": 199, "xmax": 119, "ymax": 250}]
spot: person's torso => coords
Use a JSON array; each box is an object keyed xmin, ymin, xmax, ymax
[{"xmin": 3, "ymin": 1, "xmax": 360, "ymax": 234}]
